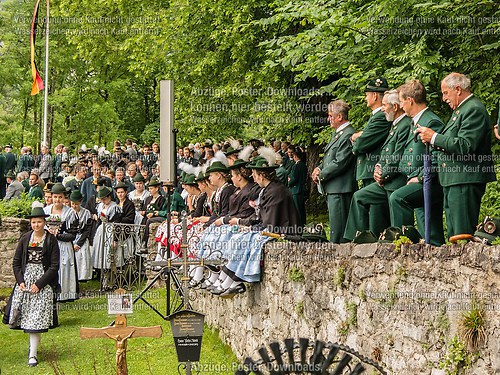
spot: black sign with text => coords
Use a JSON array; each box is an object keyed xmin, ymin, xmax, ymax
[{"xmin": 169, "ymin": 310, "xmax": 205, "ymax": 362}]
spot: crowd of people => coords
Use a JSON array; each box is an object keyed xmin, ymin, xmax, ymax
[
  {"xmin": 3, "ymin": 71, "xmax": 498, "ymax": 367},
  {"xmin": 314, "ymin": 72, "xmax": 497, "ymax": 245},
  {"xmin": 3, "ymin": 135, "xmax": 306, "ymax": 366}
]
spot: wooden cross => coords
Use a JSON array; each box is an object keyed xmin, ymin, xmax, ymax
[{"xmin": 80, "ymin": 290, "xmax": 162, "ymax": 375}]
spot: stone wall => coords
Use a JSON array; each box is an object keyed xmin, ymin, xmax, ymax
[
  {"xmin": 192, "ymin": 242, "xmax": 500, "ymax": 375},
  {"xmin": 0, "ymin": 218, "xmax": 30, "ymax": 288}
]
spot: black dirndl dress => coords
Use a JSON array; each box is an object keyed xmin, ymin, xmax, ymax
[{"xmin": 8, "ymin": 234, "xmax": 57, "ymax": 333}]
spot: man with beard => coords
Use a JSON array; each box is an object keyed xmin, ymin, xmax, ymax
[{"xmin": 344, "ymin": 89, "xmax": 411, "ymax": 240}]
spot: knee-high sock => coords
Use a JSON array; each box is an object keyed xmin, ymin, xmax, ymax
[
  {"xmin": 29, "ymin": 333, "xmax": 41, "ymax": 358},
  {"xmin": 221, "ymin": 275, "xmax": 235, "ymax": 289},
  {"xmin": 190, "ymin": 266, "xmax": 204, "ymax": 282},
  {"xmin": 208, "ymin": 271, "xmax": 219, "ymax": 284},
  {"xmin": 212, "ymin": 270, "xmax": 229, "ymax": 287},
  {"xmin": 229, "ymin": 280, "xmax": 242, "ymax": 288}
]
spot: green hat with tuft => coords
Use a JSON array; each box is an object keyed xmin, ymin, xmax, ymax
[
  {"xmin": 97, "ymin": 186, "xmax": 112, "ymax": 199},
  {"xmin": 228, "ymin": 159, "xmax": 248, "ymax": 170},
  {"xmin": 51, "ymin": 183, "xmax": 66, "ymax": 194},
  {"xmin": 26, "ymin": 206, "xmax": 49, "ymax": 219},
  {"xmin": 69, "ymin": 190, "xmax": 83, "ymax": 202},
  {"xmin": 146, "ymin": 176, "xmax": 161, "ymax": 187},
  {"xmin": 365, "ymin": 77, "xmax": 389, "ymax": 93},
  {"xmin": 114, "ymin": 181, "xmax": 129, "ymax": 190},
  {"xmin": 206, "ymin": 161, "xmax": 229, "ymax": 174},
  {"xmin": 247, "ymin": 156, "xmax": 278, "ymax": 170}
]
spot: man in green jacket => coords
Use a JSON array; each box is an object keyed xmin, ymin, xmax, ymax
[
  {"xmin": 28, "ymin": 172, "xmax": 44, "ymax": 200},
  {"xmin": 344, "ymin": 89, "xmax": 412, "ymax": 240},
  {"xmin": 312, "ymin": 100, "xmax": 357, "ymax": 243},
  {"xmin": 350, "ymin": 77, "xmax": 392, "ymax": 236},
  {"xmin": 389, "ymin": 80, "xmax": 445, "ymax": 245},
  {"xmin": 417, "ymin": 73, "xmax": 496, "ymax": 239}
]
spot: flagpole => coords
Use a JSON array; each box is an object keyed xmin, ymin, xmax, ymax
[{"xmin": 42, "ymin": 0, "xmax": 49, "ymax": 146}]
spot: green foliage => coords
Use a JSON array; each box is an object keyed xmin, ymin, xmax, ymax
[
  {"xmin": 395, "ymin": 266, "xmax": 408, "ymax": 283},
  {"xmin": 140, "ymin": 121, "xmax": 160, "ymax": 146},
  {"xmin": 480, "ymin": 170, "xmax": 500, "ymax": 221},
  {"xmin": 436, "ymin": 308, "xmax": 450, "ymax": 334},
  {"xmin": 288, "ymin": 267, "xmax": 305, "ymax": 282},
  {"xmin": 337, "ymin": 321, "xmax": 349, "ymax": 340},
  {"xmin": 358, "ymin": 288, "xmax": 367, "ymax": 302},
  {"xmin": 346, "ymin": 301, "xmax": 358, "ymax": 328},
  {"xmin": 0, "ymin": 194, "xmax": 38, "ymax": 218},
  {"xmin": 333, "ymin": 265, "xmax": 346, "ymax": 288},
  {"xmin": 393, "ymin": 236, "xmax": 413, "ymax": 252},
  {"xmin": 439, "ymin": 336, "xmax": 472, "ymax": 375},
  {"xmin": 3, "ymin": 0, "xmax": 500, "ymax": 152},
  {"xmin": 459, "ymin": 300, "xmax": 487, "ymax": 351},
  {"xmin": 491, "ymin": 237, "xmax": 500, "ymax": 245},
  {"xmin": 296, "ymin": 301, "xmax": 304, "ymax": 316}
]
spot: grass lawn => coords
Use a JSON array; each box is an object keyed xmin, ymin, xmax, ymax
[{"xmin": 0, "ymin": 281, "xmax": 238, "ymax": 374}]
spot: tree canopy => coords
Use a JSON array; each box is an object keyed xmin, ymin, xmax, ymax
[{"xmin": 1, "ymin": 0, "xmax": 500, "ymax": 150}]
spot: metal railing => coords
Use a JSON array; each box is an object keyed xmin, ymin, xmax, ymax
[{"xmin": 99, "ymin": 222, "xmax": 147, "ymax": 290}]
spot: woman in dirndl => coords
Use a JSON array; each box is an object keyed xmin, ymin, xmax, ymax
[
  {"xmin": 44, "ymin": 183, "xmax": 79, "ymax": 302},
  {"xmin": 69, "ymin": 190, "xmax": 93, "ymax": 281},
  {"xmin": 92, "ymin": 186, "xmax": 121, "ymax": 275},
  {"xmin": 127, "ymin": 173, "xmax": 150, "ymax": 225},
  {"xmin": 4, "ymin": 204, "xmax": 60, "ymax": 367}
]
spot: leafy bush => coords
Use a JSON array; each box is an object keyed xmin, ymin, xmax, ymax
[{"xmin": 0, "ymin": 194, "xmax": 39, "ymax": 218}]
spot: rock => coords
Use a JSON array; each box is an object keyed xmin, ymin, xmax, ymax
[{"xmin": 352, "ymin": 244, "xmax": 378, "ymax": 258}]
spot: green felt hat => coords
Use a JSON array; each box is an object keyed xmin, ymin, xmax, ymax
[
  {"xmin": 133, "ymin": 174, "xmax": 145, "ymax": 183},
  {"xmin": 302, "ymin": 223, "xmax": 328, "ymax": 242},
  {"xmin": 378, "ymin": 227, "xmax": 402, "ymax": 243},
  {"xmin": 365, "ymin": 77, "xmax": 389, "ymax": 93},
  {"xmin": 474, "ymin": 217, "xmax": 500, "ymax": 244},
  {"xmin": 43, "ymin": 182, "xmax": 55, "ymax": 192},
  {"xmin": 206, "ymin": 161, "xmax": 229, "ymax": 174},
  {"xmin": 51, "ymin": 183, "xmax": 66, "ymax": 194},
  {"xmin": 225, "ymin": 146, "xmax": 242, "ymax": 157},
  {"xmin": 26, "ymin": 206, "xmax": 49, "ymax": 219},
  {"xmin": 353, "ymin": 230, "xmax": 378, "ymax": 244},
  {"xmin": 4, "ymin": 170, "xmax": 15, "ymax": 179},
  {"xmin": 97, "ymin": 186, "xmax": 112, "ymax": 199},
  {"xmin": 228, "ymin": 159, "xmax": 248, "ymax": 170},
  {"xmin": 69, "ymin": 190, "xmax": 83, "ymax": 202},
  {"xmin": 401, "ymin": 225, "xmax": 421, "ymax": 244},
  {"xmin": 182, "ymin": 174, "xmax": 197, "ymax": 186},
  {"xmin": 195, "ymin": 171, "xmax": 208, "ymax": 182},
  {"xmin": 146, "ymin": 176, "xmax": 161, "ymax": 187},
  {"xmin": 247, "ymin": 156, "xmax": 278, "ymax": 170},
  {"xmin": 114, "ymin": 181, "xmax": 129, "ymax": 190}
]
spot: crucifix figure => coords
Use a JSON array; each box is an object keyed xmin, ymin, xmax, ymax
[
  {"xmin": 104, "ymin": 330, "xmax": 135, "ymax": 374},
  {"xmin": 80, "ymin": 291, "xmax": 162, "ymax": 375}
]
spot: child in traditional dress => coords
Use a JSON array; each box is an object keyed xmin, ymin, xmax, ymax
[
  {"xmin": 69, "ymin": 190, "xmax": 93, "ymax": 281},
  {"xmin": 4, "ymin": 204, "xmax": 60, "ymax": 366},
  {"xmin": 44, "ymin": 183, "xmax": 79, "ymax": 301},
  {"xmin": 92, "ymin": 186, "xmax": 122, "ymax": 288}
]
